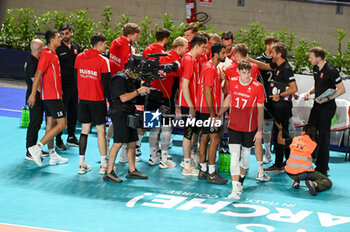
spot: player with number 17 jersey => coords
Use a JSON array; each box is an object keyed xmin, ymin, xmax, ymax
[{"xmin": 227, "ymin": 77, "xmax": 265, "ymax": 132}]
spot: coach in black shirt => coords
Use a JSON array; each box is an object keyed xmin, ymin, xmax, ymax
[
  {"xmin": 302, "ymin": 47, "xmax": 345, "ymax": 175},
  {"xmin": 25, "ymin": 39, "xmax": 45, "ymax": 161},
  {"xmin": 250, "ymin": 43, "xmax": 298, "ymax": 173},
  {"xmin": 55, "ymin": 24, "xmax": 80, "ymax": 150}
]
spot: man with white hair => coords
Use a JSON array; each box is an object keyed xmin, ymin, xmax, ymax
[{"xmin": 25, "ymin": 39, "xmax": 45, "ymax": 161}]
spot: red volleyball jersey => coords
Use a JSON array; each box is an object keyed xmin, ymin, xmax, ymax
[
  {"xmin": 227, "ymin": 77, "xmax": 265, "ymax": 132},
  {"xmin": 143, "ymin": 43, "xmax": 165, "ymax": 59},
  {"xmin": 196, "ymin": 52, "xmax": 208, "ymax": 74},
  {"xmin": 37, "ymin": 48, "xmax": 62, "ymax": 100},
  {"xmin": 178, "ymin": 53, "xmax": 199, "ymax": 107},
  {"xmin": 225, "ymin": 62, "xmax": 261, "ymax": 81},
  {"xmin": 109, "ymin": 36, "xmax": 136, "ymax": 76},
  {"xmin": 75, "ymin": 49, "xmax": 111, "ymax": 101},
  {"xmin": 227, "ymin": 48, "xmax": 235, "ymax": 61},
  {"xmin": 197, "ymin": 61, "xmax": 221, "ymax": 114}
]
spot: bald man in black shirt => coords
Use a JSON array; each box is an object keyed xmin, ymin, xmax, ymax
[{"xmin": 25, "ymin": 39, "xmax": 46, "ymax": 161}]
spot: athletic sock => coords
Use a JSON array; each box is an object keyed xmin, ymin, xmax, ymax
[
  {"xmin": 257, "ymin": 161, "xmax": 264, "ymax": 174},
  {"xmin": 161, "ymin": 150, "xmax": 168, "ymax": 163},
  {"xmin": 208, "ymin": 165, "xmax": 215, "ymax": 174},
  {"xmin": 38, "ymin": 142, "xmax": 44, "ymax": 149},
  {"xmin": 232, "ymin": 181, "xmax": 240, "ymax": 191},
  {"xmin": 184, "ymin": 158, "xmax": 191, "ymax": 169},
  {"xmin": 101, "ymin": 155, "xmax": 108, "ymax": 168},
  {"xmin": 49, "ymin": 148, "xmax": 55, "ymax": 155},
  {"xmin": 79, "ymin": 155, "xmax": 85, "ymax": 166},
  {"xmin": 200, "ymin": 163, "xmax": 207, "ymax": 172}
]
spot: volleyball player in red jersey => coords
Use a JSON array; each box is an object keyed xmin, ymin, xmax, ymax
[
  {"xmin": 109, "ymin": 23, "xmax": 140, "ymax": 76},
  {"xmin": 143, "ymin": 28, "xmax": 169, "ymax": 58},
  {"xmin": 148, "ymin": 37, "xmax": 188, "ymax": 168},
  {"xmin": 178, "ymin": 36, "xmax": 206, "ymax": 176},
  {"xmin": 197, "ymin": 42, "xmax": 228, "ymax": 184},
  {"xmin": 27, "ymin": 30, "xmax": 68, "ymax": 167},
  {"xmin": 221, "ymin": 31, "xmax": 235, "ymax": 61},
  {"xmin": 75, "ymin": 33, "xmax": 111, "ymax": 176},
  {"xmin": 223, "ymin": 44, "xmax": 271, "ymax": 183},
  {"xmin": 183, "ymin": 23, "xmax": 198, "ymax": 52},
  {"xmin": 217, "ymin": 61, "xmax": 265, "ymax": 201},
  {"xmin": 106, "ymin": 23, "xmax": 141, "ymax": 159}
]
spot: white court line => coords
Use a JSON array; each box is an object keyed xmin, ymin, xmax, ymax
[{"xmin": 0, "ymin": 108, "xmax": 22, "ymax": 113}]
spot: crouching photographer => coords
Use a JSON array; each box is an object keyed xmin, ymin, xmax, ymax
[{"xmin": 103, "ymin": 69, "xmax": 150, "ymax": 183}]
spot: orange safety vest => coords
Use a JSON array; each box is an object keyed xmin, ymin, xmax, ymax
[{"xmin": 285, "ymin": 135, "xmax": 317, "ymax": 175}]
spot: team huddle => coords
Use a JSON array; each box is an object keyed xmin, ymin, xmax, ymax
[{"xmin": 25, "ymin": 22, "xmax": 346, "ymax": 200}]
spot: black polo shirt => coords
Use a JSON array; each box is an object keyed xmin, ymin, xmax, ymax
[
  {"xmin": 313, "ymin": 62, "xmax": 342, "ymax": 99},
  {"xmin": 24, "ymin": 54, "xmax": 39, "ymax": 100},
  {"xmin": 56, "ymin": 41, "xmax": 80, "ymax": 87},
  {"xmin": 109, "ymin": 73, "xmax": 138, "ymax": 116},
  {"xmin": 268, "ymin": 61, "xmax": 295, "ymax": 102},
  {"xmin": 256, "ymin": 52, "xmax": 275, "ymax": 86}
]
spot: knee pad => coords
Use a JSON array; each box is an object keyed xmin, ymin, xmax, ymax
[
  {"xmin": 240, "ymin": 146, "xmax": 251, "ymax": 170},
  {"xmin": 149, "ymin": 128, "xmax": 160, "ymax": 139},
  {"xmin": 161, "ymin": 126, "xmax": 172, "ymax": 146},
  {"xmin": 263, "ymin": 120, "xmax": 273, "ymax": 134},
  {"xmin": 229, "ymin": 144, "xmax": 241, "ymax": 176}
]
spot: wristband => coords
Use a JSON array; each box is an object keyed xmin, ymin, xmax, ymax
[
  {"xmin": 327, "ymin": 96, "xmax": 331, "ymax": 102},
  {"xmin": 136, "ymin": 89, "xmax": 139, "ymax": 95}
]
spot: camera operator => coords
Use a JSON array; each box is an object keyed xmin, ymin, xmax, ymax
[{"xmin": 104, "ymin": 70, "xmax": 150, "ymax": 182}]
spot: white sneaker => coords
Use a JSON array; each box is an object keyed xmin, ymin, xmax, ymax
[
  {"xmin": 49, "ymin": 153, "xmax": 68, "ymax": 165},
  {"xmin": 227, "ymin": 190, "xmax": 241, "ymax": 201},
  {"xmin": 135, "ymin": 156, "xmax": 141, "ymax": 162},
  {"xmin": 263, "ymin": 154, "xmax": 272, "ymax": 164},
  {"xmin": 99, "ymin": 166, "xmax": 107, "ymax": 175},
  {"xmin": 78, "ymin": 163, "xmax": 92, "ymax": 174},
  {"xmin": 228, "ymin": 182, "xmax": 242, "ymax": 201},
  {"xmin": 256, "ymin": 172, "xmax": 272, "ymax": 182},
  {"xmin": 180, "ymin": 159, "xmax": 196, "ymax": 167},
  {"xmin": 182, "ymin": 166, "xmax": 199, "ymax": 176},
  {"xmin": 28, "ymin": 145, "xmax": 43, "ymax": 166},
  {"xmin": 148, "ymin": 156, "xmax": 160, "ymax": 165},
  {"xmin": 159, "ymin": 160, "xmax": 177, "ymax": 169}
]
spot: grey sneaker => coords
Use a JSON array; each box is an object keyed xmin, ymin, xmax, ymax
[
  {"xmin": 206, "ymin": 172, "xmax": 228, "ymax": 185},
  {"xmin": 103, "ymin": 170, "xmax": 123, "ymax": 183},
  {"xmin": 198, "ymin": 169, "xmax": 209, "ymax": 179},
  {"xmin": 264, "ymin": 164, "xmax": 284, "ymax": 174},
  {"xmin": 126, "ymin": 169, "xmax": 148, "ymax": 179}
]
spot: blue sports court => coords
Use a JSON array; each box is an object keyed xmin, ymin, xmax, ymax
[{"xmin": 0, "ymin": 86, "xmax": 350, "ymax": 232}]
